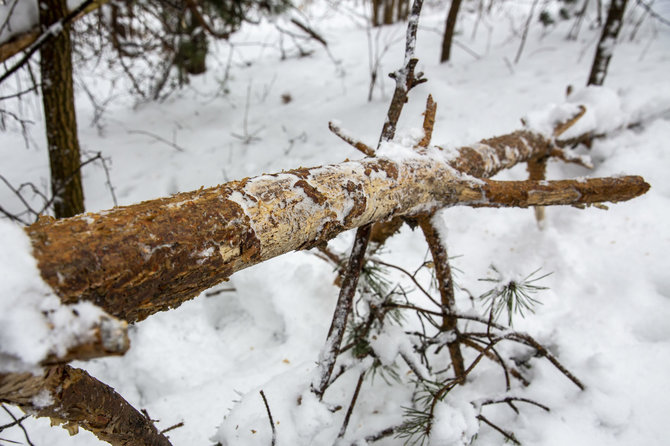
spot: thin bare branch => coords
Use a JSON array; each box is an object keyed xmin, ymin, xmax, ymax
[{"xmin": 328, "ymin": 121, "xmax": 375, "ymax": 157}]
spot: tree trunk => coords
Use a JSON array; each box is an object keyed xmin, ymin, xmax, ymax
[
  {"xmin": 23, "ymin": 130, "xmax": 648, "ymax": 324},
  {"xmin": 440, "ymin": 0, "xmax": 463, "ymax": 62},
  {"xmin": 40, "ymin": 0, "xmax": 85, "ymax": 218},
  {"xmin": 587, "ymin": 0, "xmax": 628, "ymax": 86}
]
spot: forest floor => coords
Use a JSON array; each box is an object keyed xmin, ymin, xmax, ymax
[{"xmin": 1, "ymin": 1, "xmax": 670, "ymax": 445}]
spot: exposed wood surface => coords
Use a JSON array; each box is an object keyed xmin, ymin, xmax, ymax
[{"xmin": 25, "ymin": 130, "xmax": 649, "ymax": 324}]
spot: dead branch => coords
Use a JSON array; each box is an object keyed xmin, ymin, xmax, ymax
[
  {"xmin": 477, "ymin": 176, "xmax": 648, "ymax": 208},
  {"xmin": 418, "ymin": 215, "xmax": 466, "ymax": 378},
  {"xmin": 289, "ymin": 18, "xmax": 328, "ymax": 48},
  {"xmin": 0, "ymin": 366, "xmax": 172, "ymax": 446},
  {"xmin": 19, "ymin": 130, "xmax": 649, "ymax": 325},
  {"xmin": 328, "ymin": 121, "xmax": 375, "ymax": 157},
  {"xmin": 259, "ymin": 390, "xmax": 276, "ymax": 446},
  {"xmin": 312, "ymin": 0, "xmax": 426, "ymax": 399},
  {"xmin": 417, "ymin": 95, "xmax": 437, "ymax": 148}
]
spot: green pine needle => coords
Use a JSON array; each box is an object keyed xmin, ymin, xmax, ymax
[{"xmin": 479, "ymin": 266, "xmax": 551, "ymax": 326}]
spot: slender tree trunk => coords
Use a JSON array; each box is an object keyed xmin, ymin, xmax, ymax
[
  {"xmin": 40, "ymin": 0, "xmax": 85, "ymax": 218},
  {"xmin": 587, "ymin": 0, "xmax": 629, "ymax": 86},
  {"xmin": 440, "ymin": 0, "xmax": 463, "ymax": 62},
  {"xmin": 384, "ymin": 0, "xmax": 396, "ymax": 24}
]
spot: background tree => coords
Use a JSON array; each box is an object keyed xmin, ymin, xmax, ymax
[
  {"xmin": 372, "ymin": 0, "xmax": 410, "ymax": 26},
  {"xmin": 588, "ymin": 0, "xmax": 629, "ymax": 85},
  {"xmin": 39, "ymin": 0, "xmax": 85, "ymax": 218},
  {"xmin": 440, "ymin": 0, "xmax": 463, "ymax": 62}
]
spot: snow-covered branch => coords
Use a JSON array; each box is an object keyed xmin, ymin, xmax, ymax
[{"xmin": 17, "ymin": 128, "xmax": 649, "ymax": 328}]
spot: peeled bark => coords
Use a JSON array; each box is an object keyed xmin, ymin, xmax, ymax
[{"xmin": 24, "ymin": 130, "xmax": 649, "ymax": 324}]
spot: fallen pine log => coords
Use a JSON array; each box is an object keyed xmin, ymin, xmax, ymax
[{"xmin": 23, "ymin": 130, "xmax": 648, "ymax": 325}]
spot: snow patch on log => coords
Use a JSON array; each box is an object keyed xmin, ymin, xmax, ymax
[{"xmin": 0, "ymin": 220, "xmax": 128, "ymax": 372}]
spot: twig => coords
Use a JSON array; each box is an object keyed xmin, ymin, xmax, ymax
[
  {"xmin": 553, "ymin": 105, "xmax": 586, "ymax": 138},
  {"xmin": 0, "ymin": 413, "xmax": 30, "ymax": 431},
  {"xmin": 290, "ymin": 18, "xmax": 328, "ymax": 47},
  {"xmin": 477, "ymin": 414, "xmax": 521, "ymax": 445},
  {"xmin": 0, "ymin": 405, "xmax": 34, "ymax": 446},
  {"xmin": 417, "ymin": 95, "xmax": 436, "ymax": 148},
  {"xmin": 127, "ymin": 129, "xmax": 186, "ymax": 152},
  {"xmin": 509, "ymin": 332, "xmax": 585, "ymax": 390},
  {"xmin": 461, "ymin": 337, "xmax": 530, "ymax": 386},
  {"xmin": 204, "ymin": 287, "xmax": 237, "ymax": 297},
  {"xmin": 313, "ymin": 224, "xmax": 372, "ymax": 398},
  {"xmin": 371, "ymin": 258, "xmax": 441, "ymax": 308},
  {"xmin": 259, "ymin": 390, "xmax": 276, "ymax": 446},
  {"xmin": 479, "ymin": 396, "xmax": 550, "ymax": 412},
  {"xmin": 0, "ymin": 0, "xmax": 96, "ymax": 86},
  {"xmin": 159, "ymin": 422, "xmax": 184, "ymax": 435},
  {"xmin": 636, "ymin": 0, "xmax": 670, "ymax": 26},
  {"xmin": 337, "ymin": 371, "xmax": 365, "ymax": 439},
  {"xmin": 378, "ymin": 0, "xmax": 427, "ymax": 145},
  {"xmin": 514, "ymin": 0, "xmax": 540, "ymax": 64},
  {"xmin": 328, "ymin": 121, "xmax": 375, "ymax": 157},
  {"xmin": 360, "ymin": 426, "xmax": 398, "ymax": 443}
]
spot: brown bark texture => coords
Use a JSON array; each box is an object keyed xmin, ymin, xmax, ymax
[
  {"xmin": 418, "ymin": 215, "xmax": 465, "ymax": 378},
  {"xmin": 0, "ymin": 366, "xmax": 172, "ymax": 446},
  {"xmin": 526, "ymin": 156, "xmax": 548, "ymax": 224},
  {"xmin": 587, "ymin": 0, "xmax": 629, "ymax": 86},
  {"xmin": 39, "ymin": 0, "xmax": 85, "ymax": 218},
  {"xmin": 24, "ymin": 129, "xmax": 649, "ymax": 324}
]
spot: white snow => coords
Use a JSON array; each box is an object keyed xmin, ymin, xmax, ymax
[
  {"xmin": 0, "ymin": 220, "xmax": 116, "ymax": 373},
  {"xmin": 1, "ymin": 1, "xmax": 670, "ymax": 445}
]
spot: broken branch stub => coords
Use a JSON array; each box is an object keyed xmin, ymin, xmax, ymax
[{"xmin": 25, "ymin": 131, "xmax": 649, "ymax": 323}]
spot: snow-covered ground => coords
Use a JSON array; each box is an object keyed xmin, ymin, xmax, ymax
[{"xmin": 1, "ymin": 1, "xmax": 670, "ymax": 445}]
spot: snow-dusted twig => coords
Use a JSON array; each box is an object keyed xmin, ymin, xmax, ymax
[
  {"xmin": 313, "ymin": 224, "xmax": 372, "ymax": 398},
  {"xmin": 312, "ymin": 0, "xmax": 427, "ymax": 399},
  {"xmin": 259, "ymin": 390, "xmax": 276, "ymax": 446},
  {"xmin": 337, "ymin": 371, "xmax": 365, "ymax": 439},
  {"xmin": 477, "ymin": 414, "xmax": 521, "ymax": 445},
  {"xmin": 328, "ymin": 121, "xmax": 375, "ymax": 157},
  {"xmin": 378, "ymin": 0, "xmax": 426, "ymax": 145}
]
